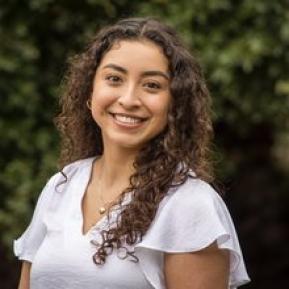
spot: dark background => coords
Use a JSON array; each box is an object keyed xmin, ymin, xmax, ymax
[{"xmin": 1, "ymin": 0, "xmax": 288, "ymax": 288}]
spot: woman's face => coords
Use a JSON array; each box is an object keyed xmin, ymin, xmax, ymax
[{"xmin": 90, "ymin": 39, "xmax": 171, "ymax": 151}]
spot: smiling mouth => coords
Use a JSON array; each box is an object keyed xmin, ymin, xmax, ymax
[{"xmin": 109, "ymin": 113, "xmax": 148, "ymax": 125}]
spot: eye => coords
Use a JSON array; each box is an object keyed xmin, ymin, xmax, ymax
[
  {"xmin": 105, "ymin": 74, "xmax": 122, "ymax": 85},
  {"xmin": 144, "ymin": 81, "xmax": 161, "ymax": 91}
]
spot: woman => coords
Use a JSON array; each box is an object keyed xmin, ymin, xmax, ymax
[{"xmin": 14, "ymin": 17, "xmax": 250, "ymax": 289}]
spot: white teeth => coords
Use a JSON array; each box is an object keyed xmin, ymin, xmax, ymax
[{"xmin": 113, "ymin": 114, "xmax": 143, "ymax": 124}]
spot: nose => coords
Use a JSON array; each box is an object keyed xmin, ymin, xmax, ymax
[{"xmin": 117, "ymin": 84, "xmax": 141, "ymax": 109}]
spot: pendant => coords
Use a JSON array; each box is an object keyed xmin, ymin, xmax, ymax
[{"xmin": 99, "ymin": 207, "xmax": 106, "ymax": 214}]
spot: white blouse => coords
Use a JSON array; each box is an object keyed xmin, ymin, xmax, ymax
[{"xmin": 14, "ymin": 156, "xmax": 250, "ymax": 289}]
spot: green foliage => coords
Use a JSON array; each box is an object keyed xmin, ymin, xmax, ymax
[{"xmin": 0, "ymin": 0, "xmax": 288, "ymax": 256}]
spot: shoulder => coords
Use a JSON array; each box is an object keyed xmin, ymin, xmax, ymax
[
  {"xmin": 135, "ymin": 175, "xmax": 251, "ymax": 288},
  {"xmin": 149, "ymin": 175, "xmax": 231, "ymax": 239},
  {"xmin": 138, "ymin": 176, "xmax": 232, "ymax": 251},
  {"xmin": 35, "ymin": 156, "xmax": 96, "ymax": 213},
  {"xmin": 61, "ymin": 156, "xmax": 95, "ymax": 175},
  {"xmin": 164, "ymin": 176, "xmax": 221, "ymax": 214},
  {"xmin": 45, "ymin": 156, "xmax": 95, "ymax": 191}
]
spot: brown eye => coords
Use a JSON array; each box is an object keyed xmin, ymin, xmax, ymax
[
  {"xmin": 105, "ymin": 75, "xmax": 122, "ymax": 84},
  {"xmin": 144, "ymin": 82, "xmax": 161, "ymax": 90}
]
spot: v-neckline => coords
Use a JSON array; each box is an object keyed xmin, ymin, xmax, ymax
[
  {"xmin": 79, "ymin": 156, "xmax": 132, "ymax": 238},
  {"xmin": 80, "ymin": 156, "xmax": 106, "ymax": 237}
]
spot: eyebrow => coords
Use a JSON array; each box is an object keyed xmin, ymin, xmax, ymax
[{"xmin": 102, "ymin": 63, "xmax": 170, "ymax": 80}]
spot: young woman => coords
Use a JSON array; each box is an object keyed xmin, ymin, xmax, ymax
[{"xmin": 14, "ymin": 17, "xmax": 250, "ymax": 289}]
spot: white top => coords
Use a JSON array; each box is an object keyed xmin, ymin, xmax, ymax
[{"xmin": 14, "ymin": 156, "xmax": 250, "ymax": 289}]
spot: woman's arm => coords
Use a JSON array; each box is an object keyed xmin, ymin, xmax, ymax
[
  {"xmin": 164, "ymin": 241, "xmax": 230, "ymax": 289},
  {"xmin": 17, "ymin": 261, "xmax": 31, "ymax": 289}
]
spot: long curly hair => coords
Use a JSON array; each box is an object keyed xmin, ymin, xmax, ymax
[{"xmin": 54, "ymin": 17, "xmax": 215, "ymax": 265}]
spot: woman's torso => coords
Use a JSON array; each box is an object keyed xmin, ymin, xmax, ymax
[{"xmin": 30, "ymin": 156, "xmax": 154, "ymax": 289}]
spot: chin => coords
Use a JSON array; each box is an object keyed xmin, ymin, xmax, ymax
[
  {"xmin": 114, "ymin": 139, "xmax": 146, "ymax": 150},
  {"xmin": 103, "ymin": 129, "xmax": 161, "ymax": 151},
  {"xmin": 103, "ymin": 134, "xmax": 145, "ymax": 150}
]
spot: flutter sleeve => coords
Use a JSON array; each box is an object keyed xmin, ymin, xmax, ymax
[
  {"xmin": 134, "ymin": 177, "xmax": 251, "ymax": 289},
  {"xmin": 13, "ymin": 173, "xmax": 59, "ymax": 263}
]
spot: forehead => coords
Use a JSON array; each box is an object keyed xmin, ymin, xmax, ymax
[{"xmin": 98, "ymin": 39, "xmax": 169, "ymax": 72}]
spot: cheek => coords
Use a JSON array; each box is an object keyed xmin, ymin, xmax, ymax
[
  {"xmin": 145, "ymin": 95, "xmax": 170, "ymax": 119},
  {"xmin": 91, "ymin": 87, "xmax": 117, "ymax": 111}
]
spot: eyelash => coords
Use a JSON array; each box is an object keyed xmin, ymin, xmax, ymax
[
  {"xmin": 104, "ymin": 75, "xmax": 162, "ymax": 91},
  {"xmin": 105, "ymin": 75, "xmax": 122, "ymax": 84},
  {"xmin": 144, "ymin": 82, "xmax": 162, "ymax": 91}
]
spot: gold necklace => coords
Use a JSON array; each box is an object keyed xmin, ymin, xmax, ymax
[
  {"xmin": 93, "ymin": 160, "xmax": 121, "ymax": 215},
  {"xmin": 96, "ymin": 178, "xmax": 116, "ymax": 215},
  {"xmin": 93, "ymin": 160, "xmax": 109, "ymax": 215},
  {"xmin": 96, "ymin": 180, "xmax": 109, "ymax": 214},
  {"xmin": 98, "ymin": 189, "xmax": 109, "ymax": 214}
]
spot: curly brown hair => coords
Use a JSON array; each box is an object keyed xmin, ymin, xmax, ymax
[{"xmin": 54, "ymin": 17, "xmax": 214, "ymax": 265}]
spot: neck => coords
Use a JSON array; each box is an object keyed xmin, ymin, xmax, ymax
[{"xmin": 94, "ymin": 145, "xmax": 139, "ymax": 192}]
